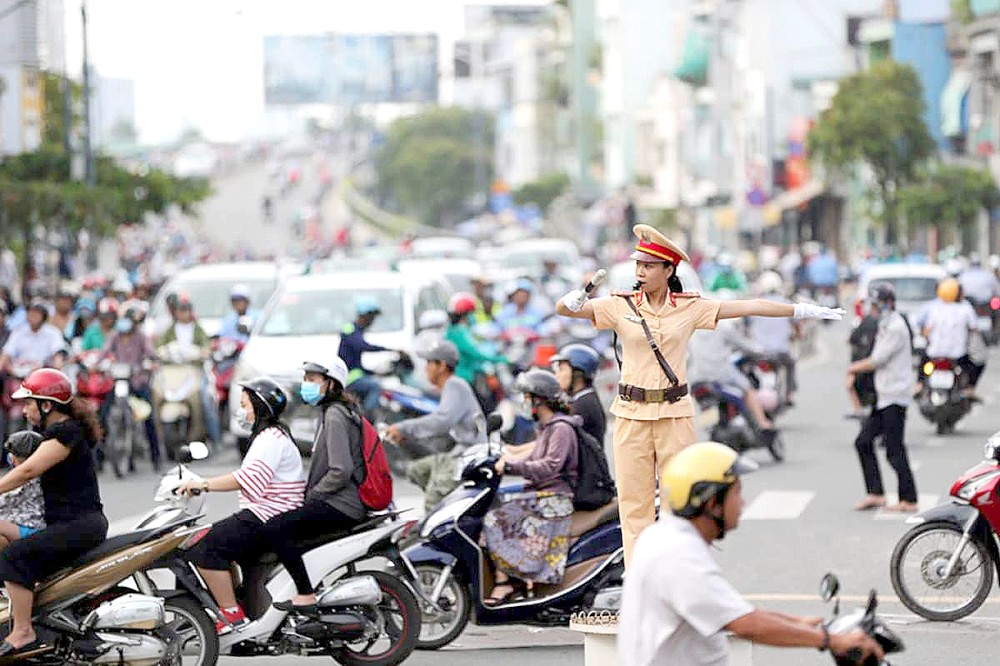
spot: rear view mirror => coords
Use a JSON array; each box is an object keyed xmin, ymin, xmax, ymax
[
  {"xmin": 188, "ymin": 441, "xmax": 210, "ymax": 461},
  {"xmin": 820, "ymin": 573, "xmax": 840, "ymax": 602},
  {"xmin": 486, "ymin": 412, "xmax": 504, "ymax": 435}
]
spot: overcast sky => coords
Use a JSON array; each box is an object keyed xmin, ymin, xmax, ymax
[{"xmin": 63, "ymin": 0, "xmax": 546, "ymax": 144}]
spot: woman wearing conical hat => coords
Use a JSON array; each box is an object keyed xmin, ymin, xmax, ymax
[{"xmin": 556, "ymin": 225, "xmax": 843, "ymax": 564}]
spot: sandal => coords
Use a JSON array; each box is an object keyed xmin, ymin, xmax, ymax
[
  {"xmin": 853, "ymin": 496, "xmax": 886, "ymax": 511},
  {"xmin": 484, "ymin": 583, "xmax": 517, "ymax": 607},
  {"xmin": 883, "ymin": 502, "xmax": 918, "ymax": 513}
]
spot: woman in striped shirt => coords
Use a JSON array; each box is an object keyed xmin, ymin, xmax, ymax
[{"xmin": 180, "ymin": 377, "xmax": 305, "ymax": 633}]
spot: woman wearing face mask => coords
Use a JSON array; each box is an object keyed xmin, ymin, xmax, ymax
[
  {"xmin": 263, "ymin": 354, "xmax": 367, "ymax": 611},
  {"xmin": 102, "ymin": 308, "xmax": 161, "ymax": 469},
  {"xmin": 178, "ymin": 377, "xmax": 304, "ymax": 633},
  {"xmin": 482, "ymin": 368, "xmax": 580, "ymax": 606}
]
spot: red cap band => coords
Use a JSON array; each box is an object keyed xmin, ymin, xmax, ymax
[{"xmin": 635, "ymin": 239, "xmax": 683, "ymax": 264}]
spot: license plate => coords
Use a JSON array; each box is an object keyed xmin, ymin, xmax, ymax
[
  {"xmin": 929, "ymin": 371, "xmax": 955, "ymax": 389},
  {"xmin": 978, "ymin": 317, "xmax": 992, "ymax": 332}
]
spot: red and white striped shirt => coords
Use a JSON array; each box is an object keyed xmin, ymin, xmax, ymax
[{"xmin": 233, "ymin": 427, "xmax": 305, "ymax": 522}]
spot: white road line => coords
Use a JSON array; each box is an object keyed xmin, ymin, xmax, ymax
[
  {"xmin": 873, "ymin": 493, "xmax": 939, "ymax": 520},
  {"xmin": 742, "ymin": 491, "xmax": 814, "ymax": 520}
]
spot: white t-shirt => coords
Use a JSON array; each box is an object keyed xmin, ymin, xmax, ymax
[
  {"xmin": 619, "ymin": 514, "xmax": 754, "ymax": 666},
  {"xmin": 924, "ymin": 300, "xmax": 977, "ymax": 359},
  {"xmin": 233, "ymin": 426, "xmax": 306, "ymax": 522},
  {"xmin": 173, "ymin": 321, "xmax": 196, "ymax": 347}
]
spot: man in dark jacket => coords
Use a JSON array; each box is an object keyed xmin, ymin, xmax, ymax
[{"xmin": 338, "ymin": 297, "xmax": 390, "ymax": 414}]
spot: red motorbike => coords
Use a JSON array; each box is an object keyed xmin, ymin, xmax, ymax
[
  {"xmin": 890, "ymin": 431, "xmax": 1000, "ymax": 621},
  {"xmin": 210, "ymin": 336, "xmax": 245, "ymax": 426},
  {"xmin": 75, "ymin": 351, "xmax": 115, "ymax": 412}
]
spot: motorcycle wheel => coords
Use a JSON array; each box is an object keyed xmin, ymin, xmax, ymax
[
  {"xmin": 162, "ymin": 595, "xmax": 220, "ymax": 666},
  {"xmin": 414, "ymin": 564, "xmax": 470, "ymax": 650},
  {"xmin": 333, "ymin": 571, "xmax": 420, "ymax": 666},
  {"xmin": 766, "ymin": 431, "xmax": 786, "ymax": 462},
  {"xmin": 106, "ymin": 403, "xmax": 132, "ymax": 479},
  {"xmin": 890, "ymin": 521, "xmax": 993, "ymax": 622}
]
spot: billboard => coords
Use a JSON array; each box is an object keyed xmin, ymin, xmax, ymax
[{"xmin": 264, "ymin": 34, "xmax": 438, "ymax": 105}]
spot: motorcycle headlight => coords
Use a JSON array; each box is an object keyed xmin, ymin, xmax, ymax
[{"xmin": 957, "ymin": 470, "xmax": 1000, "ymax": 501}]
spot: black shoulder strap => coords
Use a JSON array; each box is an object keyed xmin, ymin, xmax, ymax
[{"xmin": 616, "ymin": 294, "xmax": 680, "ymax": 386}]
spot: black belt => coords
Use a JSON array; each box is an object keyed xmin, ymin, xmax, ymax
[{"xmin": 618, "ymin": 382, "xmax": 688, "ymax": 404}]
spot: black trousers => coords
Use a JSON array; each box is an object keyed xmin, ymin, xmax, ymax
[
  {"xmin": 854, "ymin": 404, "xmax": 917, "ymax": 503},
  {"xmin": 0, "ymin": 512, "xmax": 108, "ymax": 587},
  {"xmin": 260, "ymin": 499, "xmax": 362, "ymax": 595},
  {"xmin": 187, "ymin": 509, "xmax": 267, "ymax": 571}
]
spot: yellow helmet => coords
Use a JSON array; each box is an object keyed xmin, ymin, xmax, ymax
[
  {"xmin": 663, "ymin": 442, "xmax": 758, "ymax": 517},
  {"xmin": 937, "ymin": 278, "xmax": 960, "ymax": 303}
]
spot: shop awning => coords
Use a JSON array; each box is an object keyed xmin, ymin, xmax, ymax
[
  {"xmin": 673, "ymin": 27, "xmax": 710, "ymax": 87},
  {"xmin": 941, "ymin": 68, "xmax": 972, "ymax": 138},
  {"xmin": 769, "ymin": 179, "xmax": 825, "ymax": 211}
]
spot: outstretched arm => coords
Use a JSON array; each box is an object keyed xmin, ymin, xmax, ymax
[{"xmin": 718, "ymin": 299, "xmax": 794, "ymax": 320}]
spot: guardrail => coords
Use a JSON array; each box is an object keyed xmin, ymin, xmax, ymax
[{"xmin": 338, "ymin": 178, "xmax": 439, "ymax": 238}]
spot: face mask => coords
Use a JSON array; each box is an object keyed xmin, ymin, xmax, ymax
[
  {"xmin": 300, "ymin": 381, "xmax": 323, "ymax": 406},
  {"xmin": 520, "ymin": 395, "xmax": 539, "ymax": 421},
  {"xmin": 235, "ymin": 407, "xmax": 253, "ymax": 430},
  {"xmin": 115, "ymin": 318, "xmax": 134, "ymax": 334}
]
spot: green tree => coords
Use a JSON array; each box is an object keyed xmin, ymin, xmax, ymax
[
  {"xmin": 512, "ymin": 173, "xmax": 570, "ymax": 212},
  {"xmin": 808, "ymin": 60, "xmax": 935, "ymax": 245},
  {"xmin": 40, "ymin": 72, "xmax": 81, "ymax": 152},
  {"xmin": 899, "ymin": 163, "xmax": 999, "ymax": 249},
  {"xmin": 375, "ymin": 107, "xmax": 494, "ymax": 226}
]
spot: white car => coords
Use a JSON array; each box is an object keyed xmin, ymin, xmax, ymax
[
  {"xmin": 854, "ymin": 263, "xmax": 945, "ymax": 325},
  {"xmin": 228, "ymin": 270, "xmax": 452, "ymax": 446},
  {"xmin": 396, "ymin": 258, "xmax": 481, "ymax": 293},
  {"xmin": 494, "ymin": 238, "xmax": 583, "ymax": 282},
  {"xmin": 408, "ymin": 236, "xmax": 475, "ymax": 260},
  {"xmin": 146, "ymin": 262, "xmax": 297, "ymax": 338}
]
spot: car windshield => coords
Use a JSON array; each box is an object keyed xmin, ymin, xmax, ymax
[
  {"xmin": 154, "ymin": 278, "xmax": 276, "ymax": 319},
  {"xmin": 259, "ymin": 287, "xmax": 404, "ymax": 336},
  {"xmin": 879, "ymin": 277, "xmax": 939, "ymax": 302}
]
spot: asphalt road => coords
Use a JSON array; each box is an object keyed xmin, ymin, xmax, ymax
[{"xmin": 88, "ymin": 320, "xmax": 1000, "ymax": 665}]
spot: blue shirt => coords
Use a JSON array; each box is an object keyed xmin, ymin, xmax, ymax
[
  {"xmin": 492, "ymin": 303, "xmax": 547, "ymax": 334},
  {"xmin": 337, "ymin": 322, "xmax": 388, "ymax": 372},
  {"xmin": 218, "ymin": 309, "xmax": 260, "ymax": 343},
  {"xmin": 806, "ymin": 253, "xmax": 839, "ymax": 287}
]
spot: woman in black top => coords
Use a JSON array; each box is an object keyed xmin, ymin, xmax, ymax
[
  {"xmin": 551, "ymin": 343, "xmax": 607, "ymax": 442},
  {"xmin": 0, "ymin": 368, "xmax": 107, "ymax": 656}
]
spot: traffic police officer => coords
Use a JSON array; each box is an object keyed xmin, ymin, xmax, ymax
[{"xmin": 556, "ymin": 224, "xmax": 844, "ymax": 563}]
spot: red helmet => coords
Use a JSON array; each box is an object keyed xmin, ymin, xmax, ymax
[
  {"xmin": 13, "ymin": 368, "xmax": 73, "ymax": 405},
  {"xmin": 448, "ymin": 292, "xmax": 478, "ymax": 316},
  {"xmin": 97, "ymin": 297, "xmax": 118, "ymax": 316}
]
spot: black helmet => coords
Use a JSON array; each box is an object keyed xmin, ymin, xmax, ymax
[
  {"xmin": 239, "ymin": 377, "xmax": 289, "ymax": 420},
  {"xmin": 868, "ymin": 281, "xmax": 896, "ymax": 305},
  {"xmin": 514, "ymin": 368, "xmax": 563, "ymax": 401},
  {"xmin": 550, "ymin": 343, "xmax": 600, "ymax": 378},
  {"xmin": 5, "ymin": 430, "xmax": 43, "ymax": 459}
]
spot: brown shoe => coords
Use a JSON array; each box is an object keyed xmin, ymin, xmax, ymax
[{"xmin": 853, "ymin": 496, "xmax": 886, "ymax": 511}]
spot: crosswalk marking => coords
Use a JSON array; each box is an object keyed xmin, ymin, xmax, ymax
[
  {"xmin": 742, "ymin": 491, "xmax": 814, "ymax": 520},
  {"xmin": 873, "ymin": 493, "xmax": 940, "ymax": 520}
]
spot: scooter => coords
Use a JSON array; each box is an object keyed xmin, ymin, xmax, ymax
[
  {"xmin": 402, "ymin": 414, "xmax": 624, "ymax": 650},
  {"xmin": 130, "ymin": 443, "xmax": 423, "ymax": 666},
  {"xmin": 0, "ymin": 510, "xmax": 206, "ymax": 663},
  {"xmin": 915, "ymin": 358, "xmax": 971, "ymax": 435},
  {"xmin": 817, "ymin": 574, "xmax": 904, "ymax": 665},
  {"xmin": 691, "ymin": 381, "xmax": 786, "ymax": 462},
  {"xmin": 890, "ymin": 429, "xmax": 1000, "ymax": 622},
  {"xmin": 736, "ymin": 353, "xmax": 792, "ymax": 419},
  {"xmin": 152, "ymin": 342, "xmax": 204, "ymax": 460},
  {"xmin": 74, "ymin": 351, "xmax": 114, "ymax": 412}
]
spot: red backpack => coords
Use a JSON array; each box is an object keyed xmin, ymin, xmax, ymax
[{"xmin": 357, "ymin": 417, "xmax": 393, "ymax": 511}]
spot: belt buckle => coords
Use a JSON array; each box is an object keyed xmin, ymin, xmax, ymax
[{"xmin": 619, "ymin": 384, "xmax": 632, "ymax": 402}]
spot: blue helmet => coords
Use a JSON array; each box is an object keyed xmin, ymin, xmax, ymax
[
  {"xmin": 551, "ymin": 343, "xmax": 600, "ymax": 378},
  {"xmin": 355, "ymin": 296, "xmax": 382, "ymax": 316}
]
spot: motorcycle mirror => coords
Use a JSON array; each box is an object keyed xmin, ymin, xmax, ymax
[
  {"xmin": 188, "ymin": 441, "xmax": 210, "ymax": 461},
  {"xmin": 819, "ymin": 573, "xmax": 840, "ymax": 603},
  {"xmin": 177, "ymin": 445, "xmax": 193, "ymax": 465},
  {"xmin": 486, "ymin": 412, "xmax": 504, "ymax": 435}
]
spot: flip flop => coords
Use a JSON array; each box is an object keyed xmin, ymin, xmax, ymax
[
  {"xmin": 0, "ymin": 637, "xmax": 49, "ymax": 658},
  {"xmin": 853, "ymin": 497, "xmax": 886, "ymax": 511}
]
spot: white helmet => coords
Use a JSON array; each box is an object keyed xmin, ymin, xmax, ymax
[
  {"xmin": 756, "ymin": 271, "xmax": 783, "ymax": 295},
  {"xmin": 945, "ymin": 258, "xmax": 963, "ymax": 277},
  {"xmin": 230, "ymin": 283, "xmax": 252, "ymax": 301},
  {"xmin": 302, "ymin": 355, "xmax": 349, "ymax": 387}
]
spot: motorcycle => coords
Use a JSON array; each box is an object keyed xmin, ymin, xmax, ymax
[
  {"xmin": 131, "ymin": 443, "xmax": 423, "ymax": 666},
  {"xmin": 152, "ymin": 342, "xmax": 204, "ymax": 460},
  {"xmin": 210, "ymin": 336, "xmax": 245, "ymax": 428},
  {"xmin": 736, "ymin": 353, "xmax": 792, "ymax": 419},
  {"xmin": 104, "ymin": 360, "xmax": 148, "ymax": 479},
  {"xmin": 402, "ymin": 414, "xmax": 624, "ymax": 650},
  {"xmin": 916, "ymin": 358, "xmax": 971, "ymax": 435},
  {"xmin": 970, "ymin": 297, "xmax": 999, "ymax": 346},
  {"xmin": 0, "ymin": 512, "xmax": 208, "ymax": 663},
  {"xmin": 818, "ymin": 574, "xmax": 904, "ymax": 665},
  {"xmin": 691, "ymin": 381, "xmax": 786, "ymax": 462},
  {"xmin": 74, "ymin": 351, "xmax": 114, "ymax": 412},
  {"xmin": 890, "ymin": 430, "xmax": 1000, "ymax": 622}
]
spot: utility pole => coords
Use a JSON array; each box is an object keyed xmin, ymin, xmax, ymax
[{"xmin": 81, "ymin": 0, "xmax": 95, "ymax": 186}]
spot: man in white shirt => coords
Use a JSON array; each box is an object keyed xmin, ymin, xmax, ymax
[
  {"xmin": 959, "ymin": 256, "xmax": 999, "ymax": 304},
  {"xmin": 619, "ymin": 442, "xmax": 881, "ymax": 666},
  {"xmin": 922, "ymin": 278, "xmax": 979, "ymax": 396},
  {"xmin": 0, "ymin": 302, "xmax": 66, "ymax": 373}
]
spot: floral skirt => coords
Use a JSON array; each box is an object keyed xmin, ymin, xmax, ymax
[{"xmin": 480, "ymin": 490, "xmax": 574, "ymax": 584}]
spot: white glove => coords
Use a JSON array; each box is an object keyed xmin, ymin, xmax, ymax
[
  {"xmin": 561, "ymin": 289, "xmax": 587, "ymax": 313},
  {"xmin": 793, "ymin": 303, "xmax": 846, "ymax": 320}
]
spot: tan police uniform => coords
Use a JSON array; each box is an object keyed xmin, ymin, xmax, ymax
[{"xmin": 587, "ymin": 224, "xmax": 721, "ymax": 564}]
